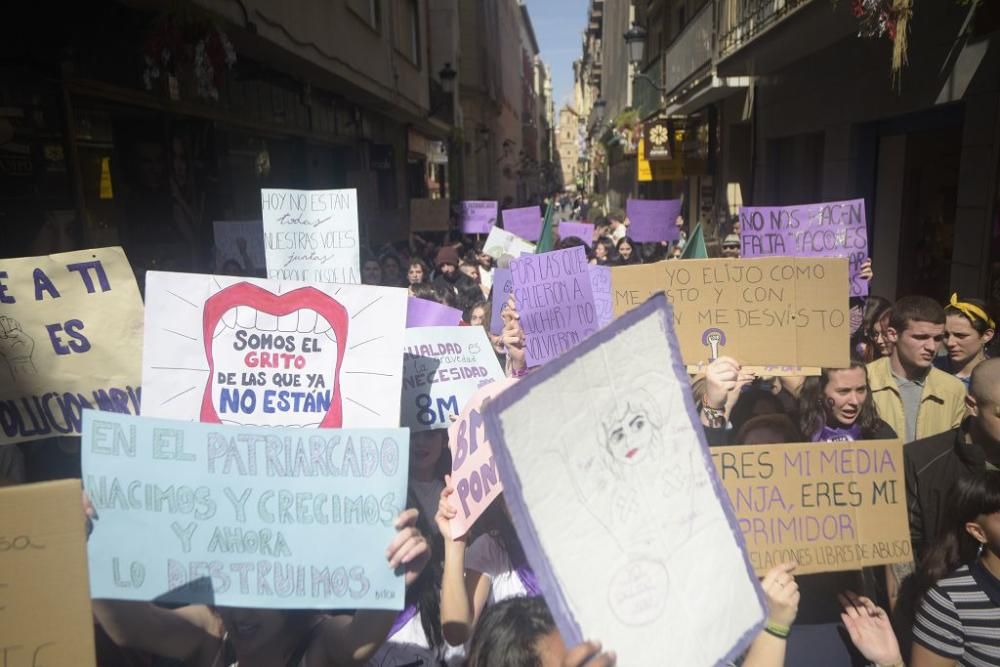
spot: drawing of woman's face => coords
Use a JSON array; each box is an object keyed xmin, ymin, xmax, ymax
[{"xmin": 605, "ymin": 407, "xmax": 654, "ymax": 466}]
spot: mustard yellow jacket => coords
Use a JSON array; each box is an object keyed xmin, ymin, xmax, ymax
[{"xmin": 867, "ymin": 356, "xmax": 967, "ymax": 442}]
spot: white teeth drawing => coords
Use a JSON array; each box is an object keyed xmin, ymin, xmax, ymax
[
  {"xmin": 213, "ymin": 319, "xmax": 227, "ymax": 339},
  {"xmin": 256, "ymin": 311, "xmax": 278, "ymax": 331},
  {"xmin": 297, "ymin": 309, "xmax": 317, "ymax": 333},
  {"xmin": 314, "ymin": 316, "xmax": 331, "ymax": 335},
  {"xmin": 221, "ymin": 308, "xmax": 237, "ymax": 328},
  {"xmin": 278, "ymin": 312, "xmax": 299, "ymax": 331},
  {"xmin": 236, "ymin": 305, "xmax": 257, "ymax": 329}
]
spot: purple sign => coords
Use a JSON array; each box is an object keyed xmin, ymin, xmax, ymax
[
  {"xmin": 509, "ymin": 246, "xmax": 596, "ymax": 367},
  {"xmin": 406, "ymin": 298, "xmax": 462, "ymax": 328},
  {"xmin": 460, "ymin": 201, "xmax": 498, "ymax": 235},
  {"xmin": 559, "ymin": 221, "xmax": 595, "ymax": 243},
  {"xmin": 588, "ymin": 265, "xmax": 612, "ymax": 328},
  {"xmin": 490, "ymin": 267, "xmax": 513, "ymax": 335},
  {"xmin": 625, "ymin": 199, "xmax": 682, "ymax": 243},
  {"xmin": 502, "ymin": 206, "xmax": 542, "ymax": 242},
  {"xmin": 739, "ymin": 198, "xmax": 869, "ymax": 297}
]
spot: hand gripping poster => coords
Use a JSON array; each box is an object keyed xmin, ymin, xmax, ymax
[
  {"xmin": 483, "ymin": 294, "xmax": 765, "ymax": 666},
  {"xmin": 142, "ymin": 272, "xmax": 406, "ymax": 428}
]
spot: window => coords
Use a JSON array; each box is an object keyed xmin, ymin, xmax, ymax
[
  {"xmin": 393, "ymin": 0, "xmax": 420, "ymax": 66},
  {"xmin": 348, "ymin": 0, "xmax": 381, "ymax": 31}
]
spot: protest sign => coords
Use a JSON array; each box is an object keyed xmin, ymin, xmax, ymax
[
  {"xmin": 214, "ymin": 220, "xmax": 266, "ymax": 277},
  {"xmin": 612, "ymin": 257, "xmax": 850, "ymax": 368},
  {"xmin": 489, "ymin": 267, "xmax": 513, "ymax": 336},
  {"xmin": 625, "ymin": 198, "xmax": 681, "ymax": 243},
  {"xmin": 483, "ymin": 226, "xmax": 536, "ymax": 261},
  {"xmin": 447, "ymin": 378, "xmax": 516, "ymax": 539},
  {"xmin": 588, "ymin": 265, "xmax": 613, "ymax": 329},
  {"xmin": 0, "ymin": 480, "xmax": 96, "ymax": 665},
  {"xmin": 685, "ymin": 362, "xmax": 821, "ymax": 377},
  {"xmin": 510, "ymin": 246, "xmax": 597, "ymax": 367},
  {"xmin": 460, "ymin": 201, "xmax": 497, "ymax": 235},
  {"xmin": 83, "ymin": 411, "xmax": 409, "ymax": 609},
  {"xmin": 262, "ymin": 189, "xmax": 360, "ymax": 285},
  {"xmin": 711, "ymin": 439, "xmax": 910, "ymax": 575},
  {"xmin": 142, "ymin": 271, "xmax": 406, "ymax": 429},
  {"xmin": 0, "ymin": 247, "xmax": 143, "ymax": 445},
  {"xmin": 407, "ymin": 298, "xmax": 462, "ymax": 328},
  {"xmin": 410, "ymin": 198, "xmax": 450, "ymax": 232},
  {"xmin": 483, "ymin": 294, "xmax": 765, "ymax": 666},
  {"xmin": 401, "ymin": 327, "xmax": 504, "ymax": 432},
  {"xmin": 740, "ymin": 199, "xmax": 869, "ymax": 297},
  {"xmin": 558, "ymin": 221, "xmax": 594, "ymax": 243},
  {"xmin": 502, "ymin": 206, "xmax": 542, "ymax": 241}
]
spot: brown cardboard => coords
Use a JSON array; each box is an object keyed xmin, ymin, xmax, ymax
[
  {"xmin": 410, "ymin": 198, "xmax": 450, "ymax": 232},
  {"xmin": 0, "ymin": 479, "xmax": 96, "ymax": 665},
  {"xmin": 711, "ymin": 440, "xmax": 911, "ymax": 575},
  {"xmin": 612, "ymin": 257, "xmax": 850, "ymax": 368}
]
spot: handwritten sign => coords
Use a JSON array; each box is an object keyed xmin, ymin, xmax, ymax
[
  {"xmin": 401, "ymin": 327, "xmax": 504, "ymax": 432},
  {"xmin": 588, "ymin": 265, "xmax": 613, "ymax": 329},
  {"xmin": 214, "ymin": 220, "xmax": 265, "ymax": 277},
  {"xmin": 685, "ymin": 363, "xmax": 821, "ymax": 377},
  {"xmin": 0, "ymin": 247, "xmax": 143, "ymax": 445},
  {"xmin": 410, "ymin": 198, "xmax": 450, "ymax": 232},
  {"xmin": 625, "ymin": 199, "xmax": 681, "ymax": 243},
  {"xmin": 460, "ymin": 201, "xmax": 498, "ymax": 235},
  {"xmin": 83, "ymin": 411, "xmax": 409, "ymax": 609},
  {"xmin": 711, "ymin": 440, "xmax": 910, "ymax": 575},
  {"xmin": 483, "ymin": 226, "xmax": 536, "ymax": 261},
  {"xmin": 262, "ymin": 188, "xmax": 360, "ymax": 285},
  {"xmin": 0, "ymin": 480, "xmax": 96, "ymax": 665},
  {"xmin": 447, "ymin": 378, "xmax": 516, "ymax": 538},
  {"xmin": 407, "ymin": 298, "xmax": 462, "ymax": 328},
  {"xmin": 511, "ymin": 246, "xmax": 597, "ymax": 367},
  {"xmin": 740, "ymin": 199, "xmax": 869, "ymax": 297},
  {"xmin": 489, "ymin": 268, "xmax": 513, "ymax": 336},
  {"xmin": 502, "ymin": 206, "xmax": 542, "ymax": 241},
  {"xmin": 558, "ymin": 221, "xmax": 594, "ymax": 243},
  {"xmin": 142, "ymin": 271, "xmax": 406, "ymax": 429},
  {"xmin": 612, "ymin": 257, "xmax": 849, "ymax": 368},
  {"xmin": 482, "ymin": 295, "xmax": 764, "ymax": 666}
]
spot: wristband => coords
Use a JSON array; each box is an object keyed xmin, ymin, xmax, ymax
[
  {"xmin": 764, "ymin": 621, "xmax": 790, "ymax": 639},
  {"xmin": 701, "ymin": 405, "xmax": 726, "ymax": 427}
]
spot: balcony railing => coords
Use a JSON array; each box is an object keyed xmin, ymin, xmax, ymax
[
  {"xmin": 717, "ymin": 0, "xmax": 814, "ymax": 60},
  {"xmin": 664, "ymin": 3, "xmax": 713, "ymax": 96},
  {"xmin": 633, "ymin": 55, "xmax": 664, "ymax": 119}
]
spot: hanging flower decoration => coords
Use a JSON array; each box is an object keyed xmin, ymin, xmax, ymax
[
  {"xmin": 143, "ymin": 13, "xmax": 237, "ymax": 101},
  {"xmin": 850, "ymin": 0, "xmax": 912, "ymax": 84}
]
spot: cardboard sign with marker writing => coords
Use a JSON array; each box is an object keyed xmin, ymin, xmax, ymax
[
  {"xmin": 612, "ymin": 257, "xmax": 849, "ymax": 368},
  {"xmin": 410, "ymin": 198, "xmax": 451, "ymax": 232},
  {"xmin": 711, "ymin": 440, "xmax": 910, "ymax": 575},
  {"xmin": 0, "ymin": 480, "xmax": 96, "ymax": 665}
]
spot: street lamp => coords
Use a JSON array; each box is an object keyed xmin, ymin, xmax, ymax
[
  {"xmin": 624, "ymin": 23, "xmax": 647, "ymax": 67},
  {"xmin": 591, "ymin": 98, "xmax": 607, "ymax": 126},
  {"xmin": 438, "ymin": 62, "xmax": 457, "ymax": 94}
]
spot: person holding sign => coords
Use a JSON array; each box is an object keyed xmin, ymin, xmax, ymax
[{"xmin": 797, "ymin": 362, "xmax": 898, "ymax": 442}]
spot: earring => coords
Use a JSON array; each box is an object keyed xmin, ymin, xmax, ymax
[{"xmin": 978, "ymin": 542, "xmax": 986, "ymax": 559}]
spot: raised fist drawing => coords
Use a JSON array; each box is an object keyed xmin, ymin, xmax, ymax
[{"xmin": 0, "ymin": 316, "xmax": 37, "ymax": 380}]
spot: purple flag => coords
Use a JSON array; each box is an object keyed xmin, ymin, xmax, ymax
[
  {"xmin": 510, "ymin": 246, "xmax": 597, "ymax": 367},
  {"xmin": 503, "ymin": 206, "xmax": 542, "ymax": 242},
  {"xmin": 559, "ymin": 221, "xmax": 595, "ymax": 243},
  {"xmin": 626, "ymin": 199, "xmax": 682, "ymax": 243},
  {"xmin": 490, "ymin": 267, "xmax": 513, "ymax": 335},
  {"xmin": 406, "ymin": 298, "xmax": 463, "ymax": 328},
  {"xmin": 460, "ymin": 201, "xmax": 498, "ymax": 235},
  {"xmin": 739, "ymin": 198, "xmax": 869, "ymax": 297}
]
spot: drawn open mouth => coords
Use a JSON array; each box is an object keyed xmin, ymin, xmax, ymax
[
  {"xmin": 201, "ymin": 284, "xmax": 349, "ymax": 428},
  {"xmin": 626, "ymin": 448, "xmax": 639, "ymax": 459}
]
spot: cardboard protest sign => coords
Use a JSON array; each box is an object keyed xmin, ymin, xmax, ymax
[
  {"xmin": 685, "ymin": 362, "xmax": 821, "ymax": 378},
  {"xmin": 740, "ymin": 199, "xmax": 869, "ymax": 297},
  {"xmin": 262, "ymin": 189, "xmax": 361, "ymax": 285},
  {"xmin": 214, "ymin": 220, "xmax": 266, "ymax": 277},
  {"xmin": 483, "ymin": 294, "xmax": 765, "ymax": 666},
  {"xmin": 407, "ymin": 298, "xmax": 462, "ymax": 328},
  {"xmin": 83, "ymin": 411, "xmax": 409, "ymax": 609},
  {"xmin": 0, "ymin": 247, "xmax": 143, "ymax": 445},
  {"xmin": 625, "ymin": 198, "xmax": 681, "ymax": 243},
  {"xmin": 511, "ymin": 246, "xmax": 597, "ymax": 367},
  {"xmin": 483, "ymin": 226, "xmax": 536, "ymax": 261},
  {"xmin": 447, "ymin": 378, "xmax": 516, "ymax": 538},
  {"xmin": 502, "ymin": 206, "xmax": 542, "ymax": 241},
  {"xmin": 410, "ymin": 198, "xmax": 450, "ymax": 232},
  {"xmin": 711, "ymin": 439, "xmax": 910, "ymax": 575},
  {"xmin": 558, "ymin": 221, "xmax": 594, "ymax": 243},
  {"xmin": 588, "ymin": 265, "xmax": 613, "ymax": 329},
  {"xmin": 489, "ymin": 267, "xmax": 513, "ymax": 336},
  {"xmin": 612, "ymin": 257, "xmax": 850, "ymax": 368},
  {"xmin": 142, "ymin": 272, "xmax": 406, "ymax": 429},
  {"xmin": 401, "ymin": 327, "xmax": 504, "ymax": 432},
  {"xmin": 460, "ymin": 201, "xmax": 498, "ymax": 235},
  {"xmin": 0, "ymin": 480, "xmax": 96, "ymax": 665}
]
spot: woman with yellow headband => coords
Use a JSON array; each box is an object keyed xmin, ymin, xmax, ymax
[{"xmin": 938, "ymin": 294, "xmax": 996, "ymax": 388}]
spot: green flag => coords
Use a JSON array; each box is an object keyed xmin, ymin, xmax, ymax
[
  {"xmin": 535, "ymin": 200, "xmax": 555, "ymax": 254},
  {"xmin": 681, "ymin": 222, "xmax": 707, "ymax": 259}
]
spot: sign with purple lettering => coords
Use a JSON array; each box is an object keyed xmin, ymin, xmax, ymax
[
  {"xmin": 0, "ymin": 247, "xmax": 144, "ymax": 445},
  {"xmin": 489, "ymin": 268, "xmax": 513, "ymax": 336},
  {"xmin": 83, "ymin": 410, "xmax": 410, "ymax": 610},
  {"xmin": 502, "ymin": 206, "xmax": 542, "ymax": 242},
  {"xmin": 407, "ymin": 298, "xmax": 462, "ymax": 328},
  {"xmin": 558, "ymin": 221, "xmax": 594, "ymax": 243},
  {"xmin": 401, "ymin": 326, "xmax": 505, "ymax": 432},
  {"xmin": 510, "ymin": 246, "xmax": 597, "ymax": 367},
  {"xmin": 625, "ymin": 198, "xmax": 681, "ymax": 243},
  {"xmin": 460, "ymin": 201, "xmax": 498, "ymax": 235},
  {"xmin": 739, "ymin": 199, "xmax": 869, "ymax": 297}
]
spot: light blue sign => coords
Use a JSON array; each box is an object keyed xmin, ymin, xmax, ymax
[{"xmin": 82, "ymin": 410, "xmax": 409, "ymax": 610}]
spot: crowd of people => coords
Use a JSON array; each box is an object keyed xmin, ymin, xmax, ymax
[{"xmin": 3, "ymin": 197, "xmax": 1000, "ymax": 667}]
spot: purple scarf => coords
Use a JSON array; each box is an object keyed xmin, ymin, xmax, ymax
[{"xmin": 812, "ymin": 423, "xmax": 863, "ymax": 442}]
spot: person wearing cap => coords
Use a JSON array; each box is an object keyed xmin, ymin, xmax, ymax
[
  {"xmin": 937, "ymin": 294, "xmax": 996, "ymax": 388},
  {"xmin": 721, "ymin": 233, "xmax": 741, "ymax": 258},
  {"xmin": 433, "ymin": 245, "xmax": 461, "ymax": 299}
]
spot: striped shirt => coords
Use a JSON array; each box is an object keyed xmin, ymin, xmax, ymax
[{"xmin": 913, "ymin": 562, "xmax": 1000, "ymax": 666}]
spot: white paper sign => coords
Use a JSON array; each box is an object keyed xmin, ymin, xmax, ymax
[
  {"xmin": 141, "ymin": 272, "xmax": 406, "ymax": 429},
  {"xmin": 261, "ymin": 189, "xmax": 361, "ymax": 285},
  {"xmin": 483, "ymin": 226, "xmax": 536, "ymax": 261}
]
